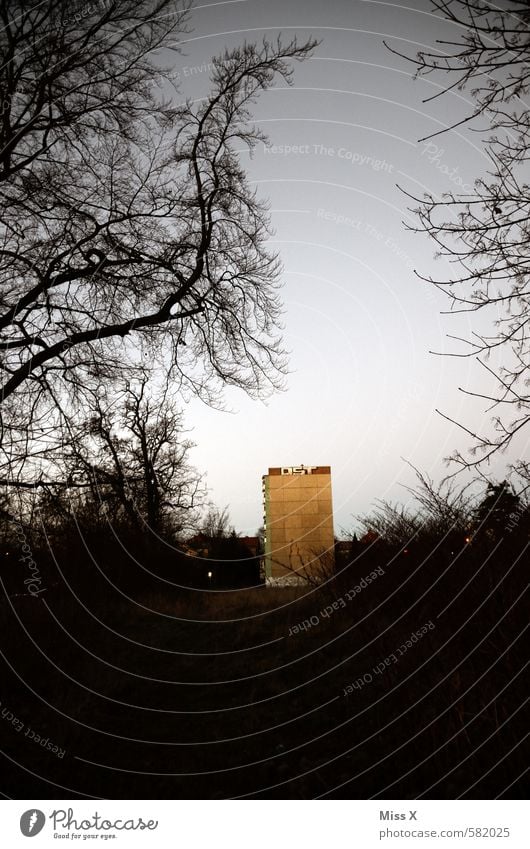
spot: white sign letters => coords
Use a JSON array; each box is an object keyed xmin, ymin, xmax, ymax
[{"xmin": 280, "ymin": 465, "xmax": 317, "ymax": 476}]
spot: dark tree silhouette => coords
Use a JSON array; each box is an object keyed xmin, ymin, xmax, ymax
[
  {"xmin": 43, "ymin": 374, "xmax": 205, "ymax": 537},
  {"xmin": 356, "ymin": 466, "xmax": 475, "ymax": 548},
  {"xmin": 473, "ymin": 480, "xmax": 521, "ymax": 540},
  {"xmin": 200, "ymin": 505, "xmax": 233, "ymax": 540},
  {"xmin": 390, "ymin": 1, "xmax": 530, "ymax": 471},
  {"xmin": 0, "ymin": 1, "xmax": 316, "ymax": 484}
]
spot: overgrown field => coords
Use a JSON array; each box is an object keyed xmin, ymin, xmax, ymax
[{"xmin": 1, "ymin": 538, "xmax": 527, "ymax": 799}]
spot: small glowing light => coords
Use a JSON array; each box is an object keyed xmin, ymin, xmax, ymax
[
  {"xmin": 403, "ymin": 549, "xmax": 409, "ymax": 555},
  {"xmin": 465, "ymin": 537, "xmax": 471, "ymax": 543},
  {"xmin": 207, "ymin": 571, "xmax": 213, "ymax": 578}
]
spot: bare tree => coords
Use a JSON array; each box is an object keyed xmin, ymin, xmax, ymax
[
  {"xmin": 357, "ymin": 465, "xmax": 476, "ymax": 547},
  {"xmin": 357, "ymin": 500, "xmax": 420, "ymax": 549},
  {"xmin": 389, "ymin": 1, "xmax": 530, "ymax": 471},
  {"xmin": 401, "ymin": 464, "xmax": 475, "ymax": 538},
  {"xmin": 0, "ymin": 2, "xmax": 317, "ymax": 484},
  {"xmin": 200, "ymin": 505, "xmax": 233, "ymax": 540},
  {"xmin": 56, "ymin": 375, "xmax": 205, "ymax": 536}
]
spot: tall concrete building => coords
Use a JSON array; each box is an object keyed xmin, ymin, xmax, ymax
[{"xmin": 262, "ymin": 465, "xmax": 334, "ymax": 585}]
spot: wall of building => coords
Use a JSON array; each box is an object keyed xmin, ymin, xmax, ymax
[{"xmin": 263, "ymin": 466, "xmax": 334, "ymax": 583}]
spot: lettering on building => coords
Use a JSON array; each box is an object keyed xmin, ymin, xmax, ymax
[{"xmin": 280, "ymin": 465, "xmax": 317, "ymax": 475}]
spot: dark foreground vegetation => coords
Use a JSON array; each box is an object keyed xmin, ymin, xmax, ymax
[{"xmin": 0, "ymin": 485, "xmax": 527, "ymax": 800}]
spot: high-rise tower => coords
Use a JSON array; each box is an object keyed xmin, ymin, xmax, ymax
[{"xmin": 262, "ymin": 465, "xmax": 334, "ymax": 585}]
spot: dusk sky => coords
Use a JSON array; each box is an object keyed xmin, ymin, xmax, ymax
[{"xmin": 166, "ymin": 0, "xmax": 524, "ymax": 534}]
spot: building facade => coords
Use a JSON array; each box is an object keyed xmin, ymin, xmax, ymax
[{"xmin": 262, "ymin": 465, "xmax": 334, "ymax": 585}]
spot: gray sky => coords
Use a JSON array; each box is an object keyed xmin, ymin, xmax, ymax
[{"xmin": 167, "ymin": 0, "xmax": 527, "ymax": 534}]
